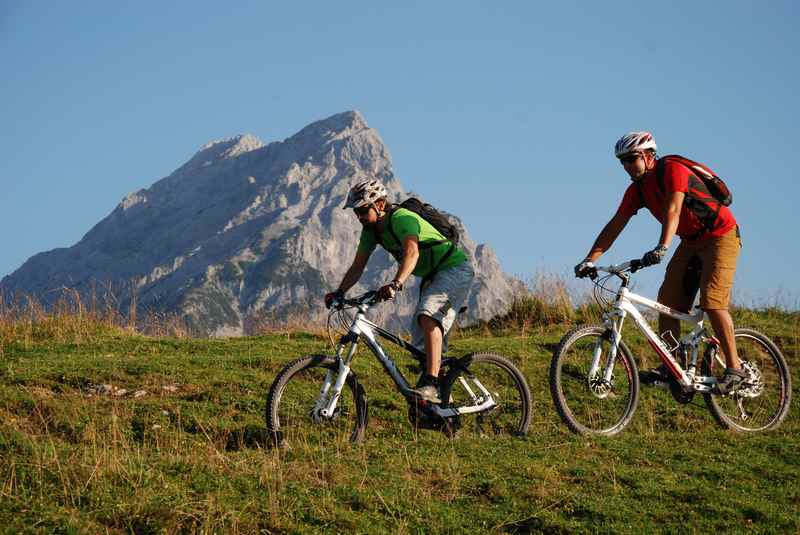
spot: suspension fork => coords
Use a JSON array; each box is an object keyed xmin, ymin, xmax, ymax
[
  {"xmin": 589, "ymin": 310, "xmax": 627, "ymax": 383},
  {"xmin": 317, "ymin": 338, "xmax": 358, "ymax": 419}
]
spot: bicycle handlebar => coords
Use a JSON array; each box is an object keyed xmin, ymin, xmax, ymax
[
  {"xmin": 583, "ymin": 258, "xmax": 647, "ymax": 280},
  {"xmin": 593, "ymin": 258, "xmax": 644, "ymax": 275},
  {"xmin": 329, "ymin": 290, "xmax": 381, "ymax": 310}
]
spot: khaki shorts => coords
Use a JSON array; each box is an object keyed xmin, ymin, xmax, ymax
[
  {"xmin": 657, "ymin": 227, "xmax": 741, "ymax": 311},
  {"xmin": 411, "ymin": 261, "xmax": 475, "ymax": 354}
]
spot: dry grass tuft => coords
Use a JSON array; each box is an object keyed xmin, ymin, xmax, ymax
[
  {"xmin": 485, "ymin": 272, "xmax": 601, "ymax": 334},
  {"xmin": 0, "ymin": 288, "xmax": 188, "ymax": 350},
  {"xmin": 246, "ymin": 310, "xmax": 328, "ymax": 339}
]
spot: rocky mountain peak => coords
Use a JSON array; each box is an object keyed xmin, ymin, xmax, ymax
[
  {"xmin": 182, "ymin": 134, "xmax": 266, "ymax": 172},
  {"xmin": 2, "ymin": 111, "xmax": 523, "ymax": 336},
  {"xmin": 290, "ymin": 110, "xmax": 368, "ymax": 142}
]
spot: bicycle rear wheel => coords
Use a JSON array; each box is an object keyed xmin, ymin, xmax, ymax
[
  {"xmin": 265, "ymin": 355, "xmax": 368, "ymax": 448},
  {"xmin": 439, "ymin": 352, "xmax": 531, "ymax": 437},
  {"xmin": 703, "ymin": 328, "xmax": 792, "ymax": 432},
  {"xmin": 550, "ymin": 325, "xmax": 640, "ymax": 436}
]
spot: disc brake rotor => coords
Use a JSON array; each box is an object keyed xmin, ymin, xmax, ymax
[{"xmin": 588, "ymin": 371, "xmax": 613, "ymax": 399}]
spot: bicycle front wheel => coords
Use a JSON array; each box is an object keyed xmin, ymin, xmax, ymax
[
  {"xmin": 439, "ymin": 352, "xmax": 532, "ymax": 437},
  {"xmin": 265, "ymin": 355, "xmax": 368, "ymax": 448},
  {"xmin": 550, "ymin": 325, "xmax": 640, "ymax": 436},
  {"xmin": 703, "ymin": 328, "xmax": 792, "ymax": 432}
]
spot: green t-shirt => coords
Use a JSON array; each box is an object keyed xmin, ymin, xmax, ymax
[{"xmin": 357, "ymin": 207, "xmax": 468, "ymax": 279}]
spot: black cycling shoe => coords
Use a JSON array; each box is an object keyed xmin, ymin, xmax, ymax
[
  {"xmin": 639, "ymin": 364, "xmax": 671, "ymax": 386},
  {"xmin": 714, "ymin": 367, "xmax": 747, "ymax": 395}
]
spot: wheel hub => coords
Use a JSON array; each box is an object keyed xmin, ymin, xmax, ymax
[{"xmin": 588, "ymin": 372, "xmax": 613, "ymax": 398}]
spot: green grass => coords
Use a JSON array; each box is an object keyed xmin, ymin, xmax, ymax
[{"xmin": 1, "ymin": 313, "xmax": 798, "ymax": 534}]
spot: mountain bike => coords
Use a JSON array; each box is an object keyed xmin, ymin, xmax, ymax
[
  {"xmin": 550, "ymin": 259, "xmax": 791, "ymax": 436},
  {"xmin": 266, "ymin": 291, "xmax": 531, "ymax": 447}
]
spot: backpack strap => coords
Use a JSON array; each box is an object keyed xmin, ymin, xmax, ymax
[
  {"xmin": 384, "ymin": 205, "xmax": 402, "ymax": 250},
  {"xmin": 656, "ymin": 156, "xmax": 719, "ymax": 240},
  {"xmin": 395, "ymin": 207, "xmax": 456, "ymax": 280},
  {"xmin": 635, "ymin": 158, "xmax": 667, "ymax": 210},
  {"xmin": 382, "ymin": 205, "xmax": 457, "ymax": 285},
  {"xmin": 634, "ymin": 181, "xmax": 646, "ymax": 210},
  {"xmin": 382, "ymin": 205, "xmax": 446, "ymax": 250},
  {"xmin": 655, "ymin": 157, "xmax": 667, "ymax": 194}
]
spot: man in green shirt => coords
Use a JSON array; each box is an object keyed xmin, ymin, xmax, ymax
[{"xmin": 324, "ymin": 180, "xmax": 475, "ymax": 403}]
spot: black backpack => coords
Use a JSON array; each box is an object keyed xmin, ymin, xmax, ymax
[
  {"xmin": 658, "ymin": 155, "xmax": 732, "ymax": 206},
  {"xmin": 378, "ymin": 198, "xmax": 460, "ymax": 278},
  {"xmin": 636, "ymin": 155, "xmax": 733, "ymax": 239}
]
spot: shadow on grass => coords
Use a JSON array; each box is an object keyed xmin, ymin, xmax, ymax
[{"xmin": 224, "ymin": 423, "xmax": 269, "ymax": 451}]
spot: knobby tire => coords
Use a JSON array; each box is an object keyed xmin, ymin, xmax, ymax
[
  {"xmin": 265, "ymin": 355, "xmax": 368, "ymax": 448},
  {"xmin": 550, "ymin": 325, "xmax": 640, "ymax": 436}
]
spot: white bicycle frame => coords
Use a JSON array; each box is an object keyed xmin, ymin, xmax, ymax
[
  {"xmin": 315, "ymin": 299, "xmax": 498, "ymax": 420},
  {"xmin": 595, "ymin": 263, "xmax": 722, "ymax": 393}
]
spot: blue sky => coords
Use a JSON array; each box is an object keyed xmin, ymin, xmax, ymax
[{"xmin": 2, "ymin": 1, "xmax": 798, "ymax": 306}]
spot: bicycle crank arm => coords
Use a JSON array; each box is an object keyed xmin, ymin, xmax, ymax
[{"xmin": 428, "ymin": 396, "xmax": 497, "ymax": 418}]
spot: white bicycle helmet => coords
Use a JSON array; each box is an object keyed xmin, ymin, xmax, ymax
[
  {"xmin": 343, "ymin": 179, "xmax": 388, "ymax": 209},
  {"xmin": 614, "ymin": 131, "xmax": 657, "ymax": 158}
]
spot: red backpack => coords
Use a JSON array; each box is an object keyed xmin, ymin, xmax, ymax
[{"xmin": 636, "ymin": 155, "xmax": 733, "ymax": 237}]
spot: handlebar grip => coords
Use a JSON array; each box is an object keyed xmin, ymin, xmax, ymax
[{"xmin": 630, "ymin": 259, "xmax": 644, "ymax": 273}]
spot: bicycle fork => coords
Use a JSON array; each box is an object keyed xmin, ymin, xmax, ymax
[
  {"xmin": 588, "ymin": 312, "xmax": 626, "ymax": 396},
  {"xmin": 314, "ymin": 342, "xmax": 357, "ymax": 420}
]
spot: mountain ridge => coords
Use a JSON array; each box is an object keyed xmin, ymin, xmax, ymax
[{"xmin": 2, "ymin": 111, "xmax": 523, "ymax": 336}]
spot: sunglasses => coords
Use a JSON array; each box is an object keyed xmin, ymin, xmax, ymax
[
  {"xmin": 354, "ymin": 206, "xmax": 372, "ymax": 217},
  {"xmin": 619, "ymin": 153, "xmax": 642, "ymax": 165}
]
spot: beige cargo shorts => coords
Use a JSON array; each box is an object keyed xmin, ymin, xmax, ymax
[
  {"xmin": 410, "ymin": 261, "xmax": 475, "ymax": 354},
  {"xmin": 658, "ymin": 226, "xmax": 741, "ymax": 311}
]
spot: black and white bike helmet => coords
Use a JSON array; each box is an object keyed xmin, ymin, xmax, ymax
[
  {"xmin": 344, "ymin": 180, "xmax": 388, "ymax": 209},
  {"xmin": 614, "ymin": 131, "xmax": 657, "ymax": 158}
]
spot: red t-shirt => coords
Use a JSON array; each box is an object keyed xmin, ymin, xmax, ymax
[{"xmin": 616, "ymin": 160, "xmax": 737, "ymax": 241}]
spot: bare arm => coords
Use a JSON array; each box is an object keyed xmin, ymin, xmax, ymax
[
  {"xmin": 337, "ymin": 249, "xmax": 372, "ymax": 293},
  {"xmin": 657, "ymin": 191, "xmax": 684, "ymax": 248},
  {"xmin": 393, "ymin": 235, "xmax": 419, "ymax": 285},
  {"xmin": 585, "ymin": 211, "xmax": 633, "ymax": 262}
]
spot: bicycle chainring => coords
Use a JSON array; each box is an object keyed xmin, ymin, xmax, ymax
[
  {"xmin": 669, "ymin": 379, "xmax": 695, "ymax": 404},
  {"xmin": 407, "ymin": 403, "xmax": 444, "ymax": 430}
]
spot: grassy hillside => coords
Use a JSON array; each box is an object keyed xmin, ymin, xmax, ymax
[{"xmin": 1, "ymin": 308, "xmax": 798, "ymax": 533}]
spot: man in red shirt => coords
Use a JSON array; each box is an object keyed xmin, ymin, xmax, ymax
[{"xmin": 574, "ymin": 132, "xmax": 745, "ymax": 393}]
